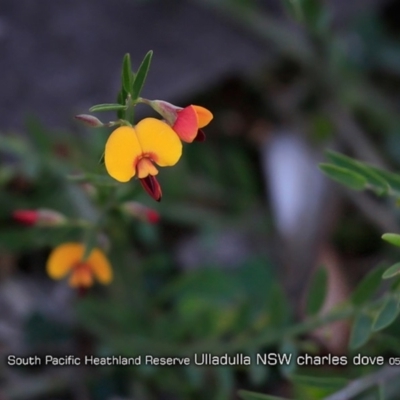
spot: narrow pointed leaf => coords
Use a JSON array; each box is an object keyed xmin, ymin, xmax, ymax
[
  {"xmin": 351, "ymin": 266, "xmax": 384, "ymax": 306},
  {"xmin": 89, "ymin": 104, "xmax": 127, "ymax": 113},
  {"xmin": 132, "ymin": 50, "xmax": 153, "ymax": 100},
  {"xmin": 349, "ymin": 312, "xmax": 373, "ymax": 350},
  {"xmin": 373, "ymin": 296, "xmax": 400, "ymax": 331},
  {"xmin": 382, "ymin": 233, "xmax": 400, "ymax": 247},
  {"xmin": 238, "ymin": 390, "xmax": 291, "ymax": 400},
  {"xmin": 117, "ymin": 89, "xmax": 127, "ymax": 119},
  {"xmin": 121, "ymin": 53, "xmax": 134, "ymax": 94},
  {"xmin": 325, "ymin": 150, "xmax": 389, "ymax": 195},
  {"xmin": 306, "ymin": 266, "xmax": 328, "ymax": 315},
  {"xmin": 382, "ymin": 263, "xmax": 400, "ymax": 279},
  {"xmin": 319, "ymin": 164, "xmax": 367, "ymax": 190},
  {"xmin": 369, "ymin": 166, "xmax": 400, "ymax": 196}
]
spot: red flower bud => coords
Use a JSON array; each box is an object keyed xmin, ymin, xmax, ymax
[
  {"xmin": 13, "ymin": 209, "xmax": 66, "ymax": 226},
  {"xmin": 13, "ymin": 210, "xmax": 38, "ymax": 225},
  {"xmin": 121, "ymin": 201, "xmax": 160, "ymax": 224},
  {"xmin": 140, "ymin": 176, "xmax": 162, "ymax": 202},
  {"xmin": 74, "ymin": 114, "xmax": 104, "ymax": 128}
]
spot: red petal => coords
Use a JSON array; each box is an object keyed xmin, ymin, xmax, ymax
[
  {"xmin": 140, "ymin": 176, "xmax": 162, "ymax": 202},
  {"xmin": 13, "ymin": 210, "xmax": 38, "ymax": 225},
  {"xmin": 172, "ymin": 106, "xmax": 198, "ymax": 142},
  {"xmin": 194, "ymin": 129, "xmax": 206, "ymax": 142}
]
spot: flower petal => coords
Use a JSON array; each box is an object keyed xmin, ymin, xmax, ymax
[
  {"xmin": 136, "ymin": 118, "xmax": 182, "ymax": 166},
  {"xmin": 192, "ymin": 105, "xmax": 213, "ymax": 128},
  {"xmin": 46, "ymin": 243, "xmax": 83, "ymax": 280},
  {"xmin": 171, "ymin": 106, "xmax": 199, "ymax": 142},
  {"xmin": 105, "ymin": 126, "xmax": 142, "ymax": 182},
  {"xmin": 87, "ymin": 248, "xmax": 113, "ymax": 284}
]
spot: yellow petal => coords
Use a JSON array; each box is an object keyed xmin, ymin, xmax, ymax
[
  {"xmin": 46, "ymin": 243, "xmax": 83, "ymax": 280},
  {"xmin": 87, "ymin": 248, "xmax": 113, "ymax": 284},
  {"xmin": 135, "ymin": 118, "xmax": 182, "ymax": 167},
  {"xmin": 105, "ymin": 126, "xmax": 142, "ymax": 182},
  {"xmin": 192, "ymin": 105, "xmax": 213, "ymax": 128}
]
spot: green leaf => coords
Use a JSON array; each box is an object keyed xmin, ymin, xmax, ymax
[
  {"xmin": 132, "ymin": 50, "xmax": 153, "ymax": 100},
  {"xmin": 117, "ymin": 89, "xmax": 127, "ymax": 119},
  {"xmin": 349, "ymin": 312, "xmax": 373, "ymax": 350},
  {"xmin": 369, "ymin": 166, "xmax": 400, "ymax": 196},
  {"xmin": 373, "ymin": 296, "xmax": 400, "ymax": 331},
  {"xmin": 351, "ymin": 266, "xmax": 384, "ymax": 306},
  {"xmin": 326, "ymin": 151, "xmax": 389, "ymax": 195},
  {"xmin": 121, "ymin": 53, "xmax": 134, "ymax": 94},
  {"xmin": 383, "ymin": 263, "xmax": 400, "ymax": 280},
  {"xmin": 82, "ymin": 228, "xmax": 97, "ymax": 261},
  {"xmin": 319, "ymin": 164, "xmax": 367, "ymax": 190},
  {"xmin": 382, "ymin": 233, "xmax": 400, "ymax": 247},
  {"xmin": 238, "ymin": 390, "xmax": 291, "ymax": 400},
  {"xmin": 89, "ymin": 104, "xmax": 127, "ymax": 113},
  {"xmin": 306, "ymin": 267, "xmax": 328, "ymax": 315},
  {"xmin": 289, "ymin": 374, "xmax": 347, "ymax": 390}
]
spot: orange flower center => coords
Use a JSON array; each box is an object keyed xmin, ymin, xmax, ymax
[
  {"xmin": 69, "ymin": 262, "xmax": 93, "ymax": 288},
  {"xmin": 135, "ymin": 154, "xmax": 159, "ymax": 179}
]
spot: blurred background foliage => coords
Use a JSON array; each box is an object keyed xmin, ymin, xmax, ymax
[{"xmin": 2, "ymin": 0, "xmax": 400, "ymax": 399}]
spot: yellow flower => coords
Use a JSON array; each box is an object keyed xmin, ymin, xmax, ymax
[
  {"xmin": 46, "ymin": 243, "xmax": 112, "ymax": 288},
  {"xmin": 104, "ymin": 118, "xmax": 182, "ymax": 200}
]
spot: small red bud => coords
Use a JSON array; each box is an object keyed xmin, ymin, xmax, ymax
[
  {"xmin": 13, "ymin": 210, "xmax": 38, "ymax": 225},
  {"xmin": 13, "ymin": 209, "xmax": 66, "ymax": 226},
  {"xmin": 121, "ymin": 201, "xmax": 160, "ymax": 223}
]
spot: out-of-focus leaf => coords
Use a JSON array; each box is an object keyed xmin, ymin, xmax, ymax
[
  {"xmin": 82, "ymin": 227, "xmax": 98, "ymax": 261},
  {"xmin": 132, "ymin": 50, "xmax": 153, "ymax": 100},
  {"xmin": 382, "ymin": 263, "xmax": 400, "ymax": 280},
  {"xmin": 351, "ymin": 266, "xmax": 384, "ymax": 306},
  {"xmin": 247, "ymin": 350, "xmax": 270, "ymax": 386},
  {"xmin": 290, "ymin": 374, "xmax": 347, "ymax": 390},
  {"xmin": 238, "ymin": 390, "xmax": 291, "ymax": 400},
  {"xmin": 373, "ymin": 296, "xmax": 400, "ymax": 331},
  {"xmin": 89, "ymin": 103, "xmax": 127, "ymax": 112},
  {"xmin": 319, "ymin": 164, "xmax": 367, "ymax": 190},
  {"xmin": 349, "ymin": 312, "xmax": 373, "ymax": 350},
  {"xmin": 369, "ymin": 166, "xmax": 400, "ymax": 197},
  {"xmin": 325, "ymin": 151, "xmax": 389, "ymax": 195},
  {"xmin": 279, "ymin": 340, "xmax": 298, "ymax": 377},
  {"xmin": 382, "ymin": 233, "xmax": 400, "ymax": 247},
  {"xmin": 306, "ymin": 266, "xmax": 328, "ymax": 315}
]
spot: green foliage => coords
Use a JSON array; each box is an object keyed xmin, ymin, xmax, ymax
[
  {"xmin": 382, "ymin": 263, "xmax": 400, "ymax": 280},
  {"xmin": 351, "ymin": 266, "xmax": 384, "ymax": 306},
  {"xmin": 382, "ymin": 234, "xmax": 400, "ymax": 248},
  {"xmin": 132, "ymin": 50, "xmax": 153, "ymax": 101},
  {"xmin": 349, "ymin": 312, "xmax": 374, "ymax": 350},
  {"xmin": 305, "ymin": 267, "xmax": 328, "ymax": 315},
  {"xmin": 89, "ymin": 104, "xmax": 128, "ymax": 112},
  {"xmin": 373, "ymin": 296, "xmax": 400, "ymax": 332},
  {"xmin": 319, "ymin": 164, "xmax": 367, "ymax": 190},
  {"xmin": 238, "ymin": 390, "xmax": 291, "ymax": 400}
]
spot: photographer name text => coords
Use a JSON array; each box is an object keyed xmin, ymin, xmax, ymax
[{"xmin": 7, "ymin": 353, "xmax": 400, "ymax": 367}]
